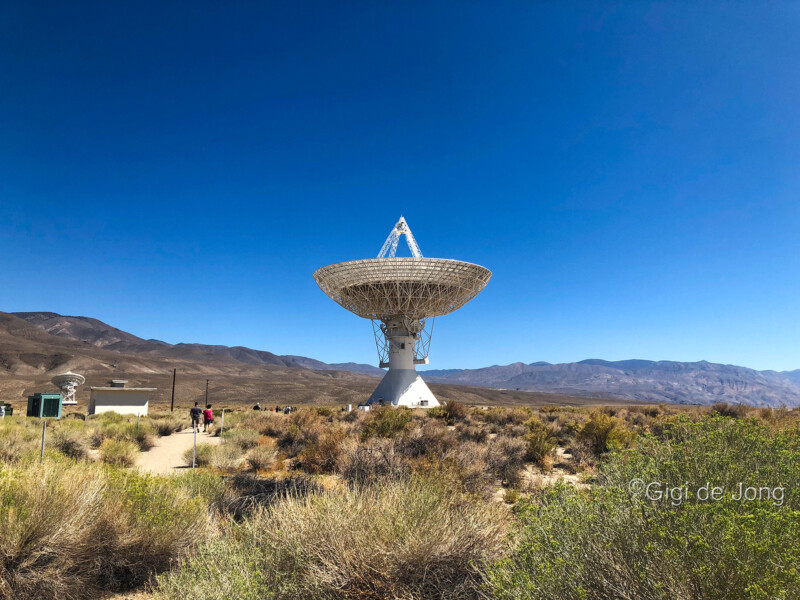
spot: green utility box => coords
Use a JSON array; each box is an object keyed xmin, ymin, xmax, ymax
[{"xmin": 27, "ymin": 393, "xmax": 63, "ymax": 419}]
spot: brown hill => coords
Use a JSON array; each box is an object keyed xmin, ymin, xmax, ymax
[{"xmin": 0, "ymin": 312, "xmax": 606, "ymax": 411}]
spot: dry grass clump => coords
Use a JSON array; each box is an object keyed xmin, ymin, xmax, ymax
[
  {"xmin": 246, "ymin": 445, "xmax": 278, "ymax": 472},
  {"xmin": 487, "ymin": 435, "xmax": 527, "ymax": 487},
  {"xmin": 222, "ymin": 428, "xmax": 260, "ymax": 451},
  {"xmin": 50, "ymin": 428, "xmax": 89, "ymax": 461},
  {"xmin": 182, "ymin": 443, "xmax": 214, "ymax": 467},
  {"xmin": 0, "ymin": 422, "xmax": 39, "ymax": 463},
  {"xmin": 182, "ymin": 443, "xmax": 246, "ymax": 472},
  {"xmin": 455, "ymin": 422, "xmax": 488, "ymax": 443},
  {"xmin": 0, "ymin": 459, "xmax": 210, "ymax": 600},
  {"xmin": 156, "ymin": 475, "xmax": 508, "ymax": 600},
  {"xmin": 154, "ymin": 417, "xmax": 184, "ymax": 436},
  {"xmin": 339, "ymin": 436, "xmax": 410, "ymax": 484},
  {"xmin": 99, "ymin": 439, "xmax": 139, "ymax": 467}
]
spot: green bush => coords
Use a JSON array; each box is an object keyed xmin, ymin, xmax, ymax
[
  {"xmin": 489, "ymin": 417, "xmax": 800, "ymax": 599},
  {"xmin": 361, "ymin": 406, "xmax": 412, "ymax": 440},
  {"xmin": 522, "ymin": 417, "xmax": 557, "ymax": 465},
  {"xmin": 156, "ymin": 475, "xmax": 507, "ymax": 600},
  {"xmin": 576, "ymin": 410, "xmax": 635, "ymax": 456}
]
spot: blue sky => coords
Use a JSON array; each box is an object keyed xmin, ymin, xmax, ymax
[{"xmin": 1, "ymin": 2, "xmax": 799, "ymax": 371}]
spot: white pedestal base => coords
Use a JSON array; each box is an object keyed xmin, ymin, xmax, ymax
[{"xmin": 367, "ymin": 368, "xmax": 439, "ymax": 408}]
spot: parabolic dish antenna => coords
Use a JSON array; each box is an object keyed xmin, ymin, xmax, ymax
[
  {"xmin": 51, "ymin": 371, "xmax": 86, "ymax": 406},
  {"xmin": 313, "ymin": 216, "xmax": 491, "ymax": 408}
]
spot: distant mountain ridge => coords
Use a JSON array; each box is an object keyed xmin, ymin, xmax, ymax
[
  {"xmin": 6, "ymin": 311, "xmax": 800, "ymax": 407},
  {"xmin": 10, "ymin": 312, "xmax": 384, "ymax": 376},
  {"xmin": 422, "ymin": 359, "xmax": 800, "ymax": 407}
]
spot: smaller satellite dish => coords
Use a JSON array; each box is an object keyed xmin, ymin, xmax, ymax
[{"xmin": 52, "ymin": 371, "xmax": 86, "ymax": 406}]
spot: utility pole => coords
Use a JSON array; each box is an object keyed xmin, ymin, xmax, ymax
[
  {"xmin": 170, "ymin": 368, "xmax": 176, "ymax": 413},
  {"xmin": 205, "ymin": 379, "xmax": 209, "ymax": 406}
]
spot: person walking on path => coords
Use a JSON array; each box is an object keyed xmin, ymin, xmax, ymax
[
  {"xmin": 203, "ymin": 404, "xmax": 214, "ymax": 433},
  {"xmin": 190, "ymin": 402, "xmax": 203, "ymax": 433}
]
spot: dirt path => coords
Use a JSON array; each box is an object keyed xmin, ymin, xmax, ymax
[{"xmin": 135, "ymin": 428, "xmax": 221, "ymax": 475}]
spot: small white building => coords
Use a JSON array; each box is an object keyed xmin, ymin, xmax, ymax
[{"xmin": 88, "ymin": 380, "xmax": 155, "ymax": 416}]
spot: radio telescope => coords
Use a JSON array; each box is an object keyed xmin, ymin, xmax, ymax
[
  {"xmin": 313, "ymin": 217, "xmax": 491, "ymax": 408},
  {"xmin": 52, "ymin": 371, "xmax": 85, "ymax": 406}
]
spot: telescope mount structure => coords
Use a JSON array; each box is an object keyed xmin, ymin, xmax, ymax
[
  {"xmin": 52, "ymin": 371, "xmax": 86, "ymax": 406},
  {"xmin": 313, "ymin": 217, "xmax": 491, "ymax": 408}
]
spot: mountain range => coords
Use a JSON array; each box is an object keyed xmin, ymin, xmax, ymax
[
  {"xmin": 2, "ymin": 311, "xmax": 798, "ymax": 407},
  {"xmin": 0, "ymin": 311, "xmax": 590, "ymax": 408},
  {"xmin": 421, "ymin": 360, "xmax": 800, "ymax": 407}
]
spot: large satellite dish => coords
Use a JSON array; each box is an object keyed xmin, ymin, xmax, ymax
[
  {"xmin": 51, "ymin": 371, "xmax": 86, "ymax": 406},
  {"xmin": 314, "ymin": 216, "xmax": 491, "ymax": 408}
]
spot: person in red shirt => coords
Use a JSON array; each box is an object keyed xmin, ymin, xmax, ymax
[{"xmin": 203, "ymin": 404, "xmax": 214, "ymax": 433}]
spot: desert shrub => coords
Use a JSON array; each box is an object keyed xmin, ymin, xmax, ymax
[
  {"xmin": 222, "ymin": 474, "xmax": 320, "ymax": 519},
  {"xmin": 50, "ymin": 428, "xmax": 89, "ymax": 461},
  {"xmin": 523, "ymin": 417, "xmax": 557, "ymax": 466},
  {"xmin": 172, "ymin": 470, "xmax": 227, "ymax": 509},
  {"xmin": 276, "ymin": 410, "xmax": 324, "ymax": 457},
  {"xmin": 211, "ymin": 444, "xmax": 247, "ymax": 472},
  {"xmin": 0, "ymin": 459, "xmax": 209, "ymax": 600},
  {"xmin": 401, "ymin": 419, "xmax": 458, "ymax": 458},
  {"xmin": 299, "ymin": 426, "xmax": 347, "ymax": 474},
  {"xmin": 576, "ymin": 410, "xmax": 636, "ymax": 457},
  {"xmin": 222, "ymin": 428, "xmax": 260, "ymax": 451},
  {"xmin": 246, "ymin": 445, "xmax": 278, "ymax": 472},
  {"xmin": 156, "ymin": 475, "xmax": 507, "ymax": 600},
  {"xmin": 339, "ymin": 437, "xmax": 410, "ymax": 484},
  {"xmin": 360, "ymin": 406, "xmax": 412, "ymax": 440},
  {"xmin": 711, "ymin": 402, "xmax": 749, "ymax": 419},
  {"xmin": 87, "ymin": 428, "xmax": 108, "ymax": 449},
  {"xmin": 479, "ymin": 407, "xmax": 531, "ymax": 427},
  {"xmin": 446, "ymin": 441, "xmax": 494, "ymax": 497},
  {"xmin": 489, "ymin": 417, "xmax": 800, "ymax": 600},
  {"xmin": 99, "ymin": 439, "xmax": 138, "ymax": 467},
  {"xmin": 101, "ymin": 422, "xmax": 155, "ymax": 451},
  {"xmin": 315, "ymin": 406, "xmax": 335, "ymax": 418},
  {"xmin": 429, "ymin": 401, "xmax": 467, "ymax": 425},
  {"xmin": 154, "ymin": 417, "xmax": 183, "ymax": 436},
  {"xmin": 0, "ymin": 425, "xmax": 39, "ymax": 463},
  {"xmin": 487, "ymin": 436, "xmax": 527, "ymax": 487},
  {"xmin": 341, "ymin": 408, "xmax": 361, "ymax": 423},
  {"xmin": 455, "ymin": 422, "xmax": 488, "ymax": 443},
  {"xmin": 182, "ymin": 442, "xmax": 214, "ymax": 467}
]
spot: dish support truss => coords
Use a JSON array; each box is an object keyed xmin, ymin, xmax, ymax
[
  {"xmin": 378, "ymin": 216, "xmax": 423, "ymax": 258},
  {"xmin": 367, "ymin": 315, "xmax": 439, "ymax": 408},
  {"xmin": 372, "ymin": 316, "xmax": 434, "ymax": 368}
]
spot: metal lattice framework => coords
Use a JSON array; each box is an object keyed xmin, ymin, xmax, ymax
[
  {"xmin": 313, "ymin": 257, "xmax": 492, "ymax": 321},
  {"xmin": 378, "ymin": 216, "xmax": 423, "ymax": 258}
]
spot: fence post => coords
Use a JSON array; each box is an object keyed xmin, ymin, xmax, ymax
[
  {"xmin": 220, "ymin": 409, "xmax": 225, "ymax": 436},
  {"xmin": 192, "ymin": 426, "xmax": 197, "ymax": 468},
  {"xmin": 40, "ymin": 421, "xmax": 46, "ymax": 463}
]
